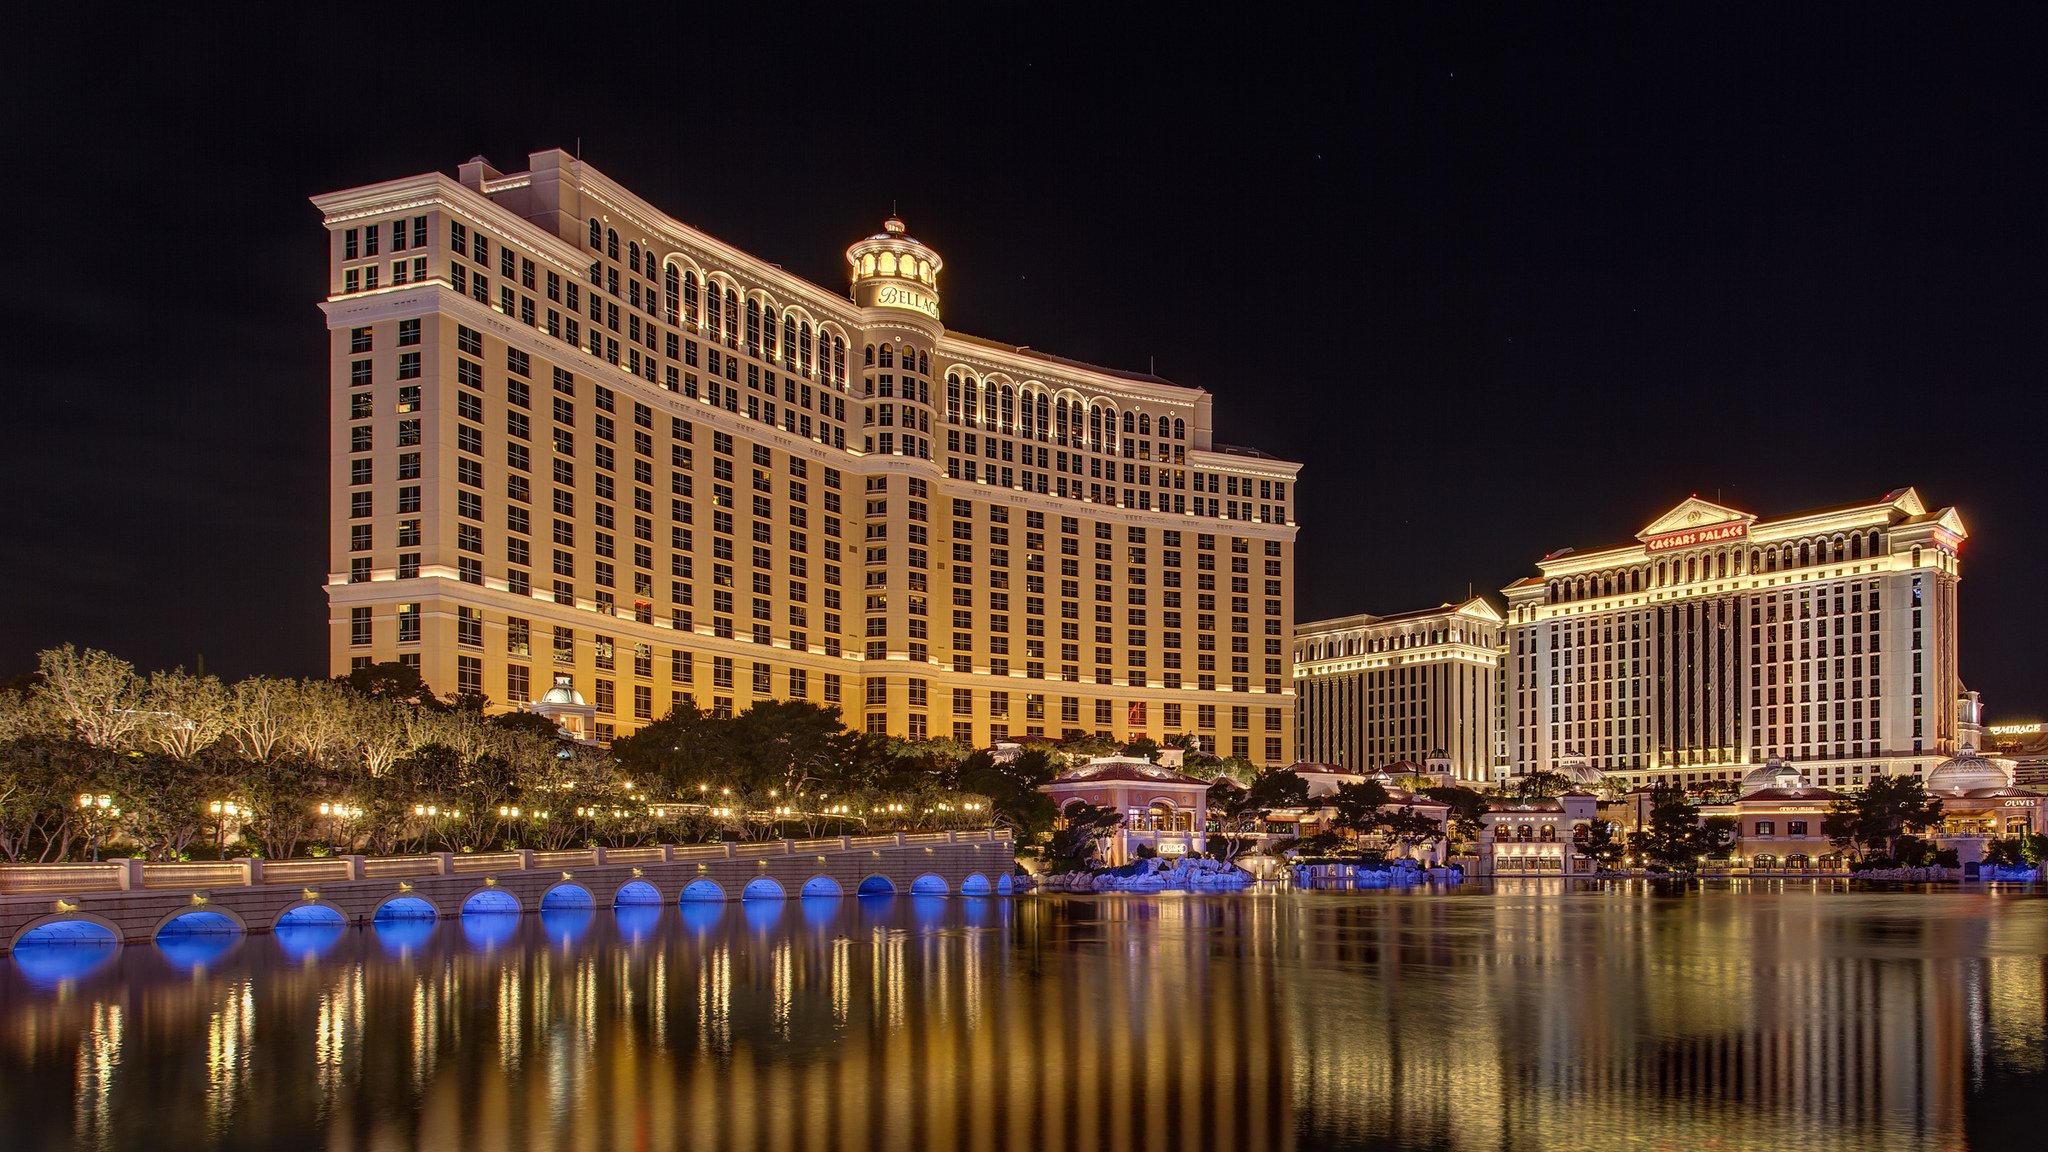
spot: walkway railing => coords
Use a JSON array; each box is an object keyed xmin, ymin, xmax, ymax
[{"xmin": 0, "ymin": 829, "xmax": 1012, "ymax": 897}]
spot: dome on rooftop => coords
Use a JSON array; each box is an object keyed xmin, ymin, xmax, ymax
[
  {"xmin": 538, "ymin": 677, "xmax": 586, "ymax": 707},
  {"xmin": 1741, "ymin": 756, "xmax": 1802, "ymax": 796},
  {"xmin": 1558, "ymin": 754, "xmax": 1602, "ymax": 788},
  {"xmin": 1927, "ymin": 746, "xmax": 2012, "ymax": 794}
]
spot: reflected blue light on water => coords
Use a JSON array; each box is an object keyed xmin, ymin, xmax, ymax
[
  {"xmin": 6, "ymin": 887, "xmax": 2048, "ymax": 1152},
  {"xmin": 371, "ymin": 915, "xmax": 435, "ymax": 954},
  {"xmin": 539, "ymin": 908, "xmax": 594, "ymax": 946},
  {"xmin": 801, "ymin": 895, "xmax": 840, "ymax": 927},
  {"xmin": 614, "ymin": 904, "xmax": 661, "ymax": 941},
  {"xmin": 460, "ymin": 912, "xmax": 519, "ymax": 950},
  {"xmin": 743, "ymin": 897, "xmax": 786, "ymax": 933},
  {"xmin": 155, "ymin": 931, "xmax": 238, "ymax": 970},
  {"xmin": 677, "ymin": 900, "xmax": 725, "ymax": 934},
  {"xmin": 11, "ymin": 941, "xmax": 117, "ymax": 987},
  {"xmin": 272, "ymin": 923, "xmax": 344, "ymax": 961}
]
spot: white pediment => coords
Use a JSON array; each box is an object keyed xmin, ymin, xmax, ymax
[
  {"xmin": 1449, "ymin": 596, "xmax": 1504, "ymax": 623},
  {"xmin": 1638, "ymin": 497, "xmax": 1754, "ymax": 540}
]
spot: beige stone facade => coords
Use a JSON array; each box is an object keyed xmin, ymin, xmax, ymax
[
  {"xmin": 314, "ymin": 150, "xmax": 1299, "ymax": 757},
  {"xmin": 1503, "ymin": 489, "xmax": 1966, "ymax": 794},
  {"xmin": 1292, "ymin": 598, "xmax": 1503, "ymax": 783}
]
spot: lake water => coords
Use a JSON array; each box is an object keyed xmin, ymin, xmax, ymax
[{"xmin": 2, "ymin": 882, "xmax": 2044, "ymax": 1151}]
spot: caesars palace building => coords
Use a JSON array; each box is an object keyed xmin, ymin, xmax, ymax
[
  {"xmin": 1292, "ymin": 488, "xmax": 1967, "ymax": 794},
  {"xmin": 1503, "ymin": 490, "xmax": 1965, "ymax": 792},
  {"xmin": 313, "ymin": 150, "xmax": 1301, "ymax": 759}
]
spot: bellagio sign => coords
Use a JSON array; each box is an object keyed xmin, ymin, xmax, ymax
[{"xmin": 1643, "ymin": 522, "xmax": 1748, "ymax": 552}]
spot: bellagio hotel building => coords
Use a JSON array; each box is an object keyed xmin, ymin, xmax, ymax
[
  {"xmin": 1503, "ymin": 490, "xmax": 1965, "ymax": 792},
  {"xmin": 313, "ymin": 150, "xmax": 1301, "ymax": 759}
]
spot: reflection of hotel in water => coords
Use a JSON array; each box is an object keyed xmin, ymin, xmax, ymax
[
  {"xmin": 4, "ymin": 894, "xmax": 2043, "ymax": 1151},
  {"xmin": 1283, "ymin": 888, "xmax": 2033, "ymax": 1152}
]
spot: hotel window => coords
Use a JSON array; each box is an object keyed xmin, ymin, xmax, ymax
[
  {"xmin": 396, "ymin": 603, "xmax": 420, "ymax": 643},
  {"xmin": 349, "ymin": 607, "xmax": 371, "ymax": 646}
]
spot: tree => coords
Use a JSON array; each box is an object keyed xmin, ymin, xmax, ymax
[
  {"xmin": 1985, "ymin": 833, "xmax": 2047, "ymax": 868},
  {"xmin": 1377, "ymin": 806, "xmax": 1445, "ymax": 859},
  {"xmin": 224, "ymin": 678, "xmax": 293, "ymax": 763},
  {"xmin": 33, "ymin": 645, "xmax": 146, "ymax": 749},
  {"xmin": 958, "ymin": 747, "xmax": 1058, "ymax": 841},
  {"xmin": 1627, "ymin": 788, "xmax": 1734, "ymax": 870},
  {"xmin": 1121, "ymin": 737, "xmax": 1161, "ymax": 761},
  {"xmin": 336, "ymin": 661, "xmax": 444, "ymax": 710},
  {"xmin": 137, "ymin": 668, "xmax": 232, "ymax": 760},
  {"xmin": 1243, "ymin": 768, "xmax": 1311, "ymax": 812},
  {"xmin": 1061, "ymin": 731, "xmax": 1119, "ymax": 759},
  {"xmin": 1046, "ymin": 801, "xmax": 1122, "ymax": 872},
  {"xmin": 1425, "ymin": 786, "xmax": 1492, "ymax": 850},
  {"xmin": 1330, "ymin": 780, "xmax": 1391, "ymax": 833},
  {"xmin": 241, "ymin": 755, "xmax": 325, "ymax": 859},
  {"xmin": 1824, "ymin": 775, "xmax": 1944, "ymax": 862},
  {"xmin": 1505, "ymin": 769, "xmax": 1571, "ymax": 801},
  {"xmin": 1573, "ymin": 819, "xmax": 1627, "ymax": 868},
  {"xmin": 117, "ymin": 751, "xmax": 225, "ymax": 861},
  {"xmin": 0, "ymin": 737, "xmax": 91, "ymax": 861}
]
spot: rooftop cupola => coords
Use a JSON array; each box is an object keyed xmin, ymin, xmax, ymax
[{"xmin": 846, "ymin": 217, "xmax": 943, "ymax": 325}]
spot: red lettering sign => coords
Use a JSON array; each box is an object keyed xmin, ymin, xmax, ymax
[{"xmin": 1643, "ymin": 522, "xmax": 1748, "ymax": 552}]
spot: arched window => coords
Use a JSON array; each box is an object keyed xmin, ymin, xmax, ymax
[
  {"xmin": 1173, "ymin": 418, "xmax": 1185, "ymax": 440},
  {"xmin": 782, "ymin": 316, "xmax": 797, "ymax": 367},
  {"xmin": 589, "ymin": 218, "xmax": 602, "ymax": 249},
  {"xmin": 1089, "ymin": 406, "xmax": 1102, "ymax": 452},
  {"xmin": 1000, "ymin": 386, "xmax": 1015, "ymax": 433},
  {"xmin": 628, "ymin": 241, "xmax": 640, "ymax": 271},
  {"xmin": 707, "ymin": 287, "xmax": 723, "ymax": 337},
  {"xmin": 723, "ymin": 289, "xmax": 738, "ymax": 343},
  {"xmin": 962, "ymin": 377, "xmax": 978, "ymax": 423},
  {"xmin": 946, "ymin": 376, "xmax": 962, "ymax": 422},
  {"xmin": 832, "ymin": 336, "xmax": 846, "ymax": 385},
  {"xmin": 683, "ymin": 271, "xmax": 699, "ymax": 328},
  {"xmin": 1122, "ymin": 411, "xmax": 1136, "ymax": 434},
  {"xmin": 799, "ymin": 322, "xmax": 813, "ymax": 376},
  {"xmin": 606, "ymin": 229, "xmax": 618, "ymax": 260},
  {"xmin": 663, "ymin": 264, "xmax": 680, "ymax": 325},
  {"xmin": 1516, "ymin": 825, "xmax": 1532, "ymax": 841},
  {"xmin": 1036, "ymin": 394, "xmax": 1050, "ymax": 438},
  {"xmin": 878, "ymin": 345, "xmax": 893, "ymax": 368},
  {"xmin": 744, "ymin": 299, "xmax": 761, "ymax": 354},
  {"xmin": 1019, "ymin": 390, "xmax": 1034, "ymax": 437},
  {"xmin": 1540, "ymin": 825, "xmax": 1556, "ymax": 842},
  {"xmin": 919, "ymin": 351, "xmax": 929, "ymax": 376}
]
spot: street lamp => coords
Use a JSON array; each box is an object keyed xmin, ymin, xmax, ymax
[
  {"xmin": 209, "ymin": 799, "xmax": 240, "ymax": 858},
  {"xmin": 78, "ymin": 794, "xmax": 118, "ymax": 862}
]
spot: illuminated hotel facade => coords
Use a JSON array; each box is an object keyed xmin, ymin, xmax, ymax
[
  {"xmin": 314, "ymin": 150, "xmax": 1300, "ymax": 757},
  {"xmin": 1502, "ymin": 489, "xmax": 1966, "ymax": 793},
  {"xmin": 1291, "ymin": 598, "xmax": 1503, "ymax": 783}
]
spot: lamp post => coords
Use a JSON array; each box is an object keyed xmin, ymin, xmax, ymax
[
  {"xmin": 78, "ymin": 793, "xmax": 117, "ymax": 862},
  {"xmin": 208, "ymin": 799, "xmax": 240, "ymax": 858}
]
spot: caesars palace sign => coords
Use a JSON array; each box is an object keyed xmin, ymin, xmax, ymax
[{"xmin": 1643, "ymin": 521, "xmax": 1749, "ymax": 553}]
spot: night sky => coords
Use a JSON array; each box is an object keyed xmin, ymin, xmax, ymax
[{"xmin": 5, "ymin": 8, "xmax": 2042, "ymax": 712}]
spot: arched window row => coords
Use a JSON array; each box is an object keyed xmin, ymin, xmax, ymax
[
  {"xmin": 1544, "ymin": 529, "xmax": 1893, "ymax": 605},
  {"xmin": 938, "ymin": 374, "xmax": 1187, "ymax": 448},
  {"xmin": 855, "ymin": 249, "xmax": 935, "ymax": 285}
]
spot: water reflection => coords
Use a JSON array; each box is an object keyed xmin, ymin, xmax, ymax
[{"xmin": 0, "ymin": 886, "xmax": 2043, "ymax": 1150}]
